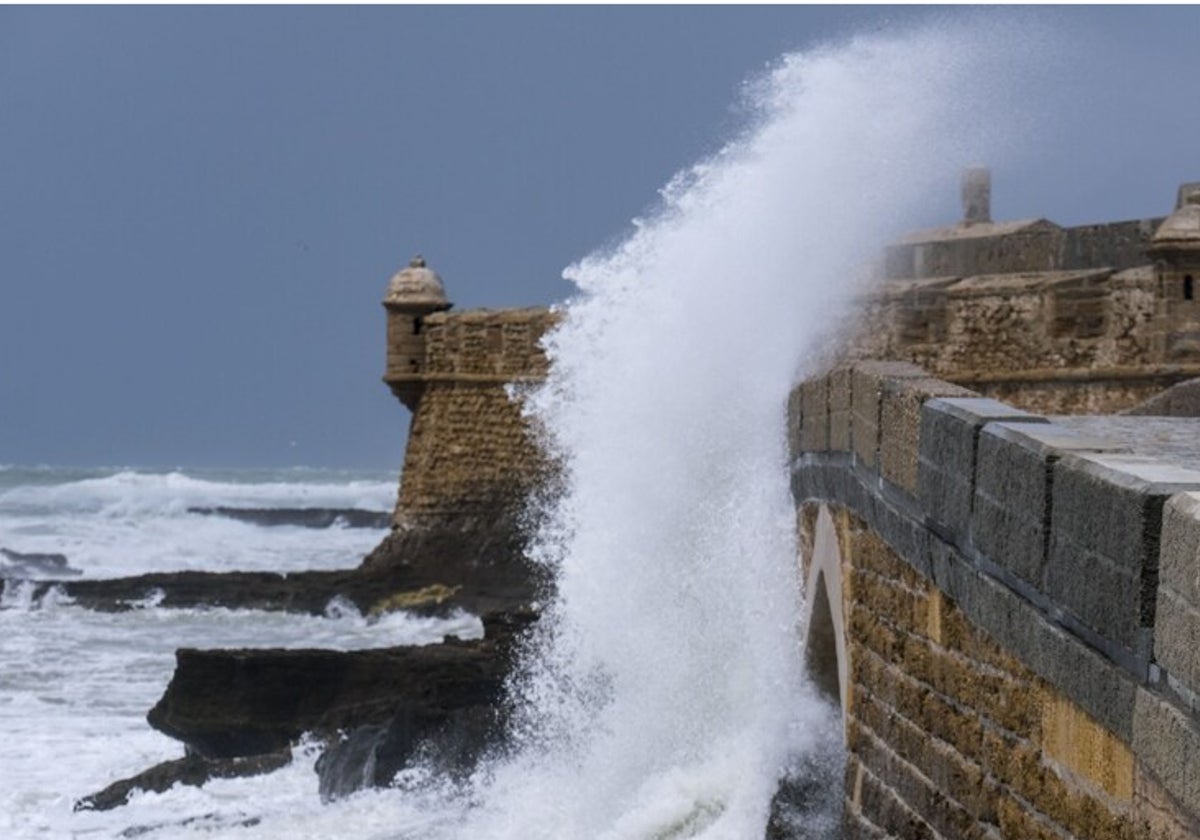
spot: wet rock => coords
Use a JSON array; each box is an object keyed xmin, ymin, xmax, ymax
[
  {"xmin": 75, "ymin": 749, "xmax": 291, "ymax": 812},
  {"xmin": 314, "ymin": 609, "xmax": 536, "ymax": 800},
  {"xmin": 0, "ymin": 547, "xmax": 81, "ymax": 579},
  {"xmin": 187, "ymin": 506, "xmax": 391, "ymax": 529},
  {"xmin": 146, "ymin": 608, "xmax": 535, "ymax": 760},
  {"xmin": 49, "ymin": 516, "xmax": 544, "ymax": 618},
  {"xmin": 316, "ymin": 704, "xmax": 500, "ymax": 801}
]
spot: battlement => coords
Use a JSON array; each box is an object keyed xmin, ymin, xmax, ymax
[{"xmin": 857, "ymin": 172, "xmax": 1200, "ymax": 415}]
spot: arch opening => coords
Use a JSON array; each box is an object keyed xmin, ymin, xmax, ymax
[{"xmin": 768, "ymin": 505, "xmax": 849, "ymax": 839}]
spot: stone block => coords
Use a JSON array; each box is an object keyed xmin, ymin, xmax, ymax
[
  {"xmin": 972, "ymin": 422, "xmax": 1127, "ymax": 588},
  {"xmin": 1156, "ymin": 493, "xmax": 1200, "ymax": 694},
  {"xmin": 851, "ymin": 361, "xmax": 926, "ymax": 470},
  {"xmin": 1158, "ymin": 493, "xmax": 1200, "ymax": 609},
  {"xmin": 786, "ymin": 385, "xmax": 805, "ymax": 461},
  {"xmin": 917, "ymin": 398, "xmax": 1046, "ymax": 542},
  {"xmin": 879, "ymin": 377, "xmax": 974, "ymax": 495},
  {"xmin": 929, "ymin": 539, "xmax": 1138, "ymax": 742},
  {"xmin": 829, "ymin": 367, "xmax": 854, "ymax": 453},
  {"xmin": 1133, "ymin": 688, "xmax": 1200, "ymax": 820},
  {"xmin": 1153, "ymin": 589, "xmax": 1200, "ymax": 706},
  {"xmin": 1048, "ymin": 454, "xmax": 1200, "ymax": 658},
  {"xmin": 801, "ymin": 376, "xmax": 830, "ymax": 453},
  {"xmin": 1041, "ymin": 693, "xmax": 1134, "ymax": 802}
]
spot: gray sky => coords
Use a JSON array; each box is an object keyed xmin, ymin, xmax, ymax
[{"xmin": 2, "ymin": 6, "xmax": 1199, "ymax": 470}]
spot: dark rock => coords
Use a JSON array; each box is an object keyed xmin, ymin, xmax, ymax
[
  {"xmin": 314, "ymin": 608, "xmax": 537, "ymax": 800},
  {"xmin": 146, "ymin": 608, "xmax": 534, "ymax": 760},
  {"xmin": 316, "ymin": 704, "xmax": 500, "ymax": 801},
  {"xmin": 0, "ymin": 547, "xmax": 81, "ymax": 579},
  {"xmin": 187, "ymin": 506, "xmax": 391, "ymax": 529},
  {"xmin": 75, "ymin": 749, "xmax": 291, "ymax": 812},
  {"xmin": 50, "ymin": 516, "xmax": 544, "ymax": 618}
]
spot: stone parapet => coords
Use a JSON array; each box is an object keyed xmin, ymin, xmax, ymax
[{"xmin": 789, "ymin": 363, "xmax": 1200, "ymax": 838}]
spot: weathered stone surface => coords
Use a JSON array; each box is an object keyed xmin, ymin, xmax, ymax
[
  {"xmin": 1048, "ymin": 453, "xmax": 1200, "ymax": 657},
  {"xmin": 1133, "ymin": 688, "xmax": 1200, "ymax": 822},
  {"xmin": 787, "ymin": 385, "xmax": 805, "ymax": 461},
  {"xmin": 972, "ymin": 420, "xmax": 1127, "ymax": 587},
  {"xmin": 878, "ymin": 377, "xmax": 973, "ymax": 494},
  {"xmin": 916, "ymin": 397, "xmax": 1046, "ymax": 541},
  {"xmin": 801, "ymin": 375, "xmax": 830, "ymax": 453},
  {"xmin": 850, "ymin": 361, "xmax": 926, "ymax": 470},
  {"xmin": 392, "ymin": 308, "xmax": 556, "ymax": 528},
  {"xmin": 1155, "ymin": 493, "xmax": 1200, "ymax": 695},
  {"xmin": 829, "ymin": 367, "xmax": 854, "ymax": 453}
]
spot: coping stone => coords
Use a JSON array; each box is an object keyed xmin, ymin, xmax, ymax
[
  {"xmin": 800, "ymin": 376, "xmax": 830, "ymax": 453},
  {"xmin": 917, "ymin": 397, "xmax": 1047, "ymax": 542},
  {"xmin": 828, "ymin": 368, "xmax": 854, "ymax": 453},
  {"xmin": 1048, "ymin": 454, "xmax": 1200, "ymax": 658},
  {"xmin": 1154, "ymin": 492, "xmax": 1200, "ymax": 695},
  {"xmin": 879, "ymin": 377, "xmax": 974, "ymax": 495},
  {"xmin": 851, "ymin": 361, "xmax": 926, "ymax": 470},
  {"xmin": 786, "ymin": 386, "xmax": 805, "ymax": 461},
  {"xmin": 972, "ymin": 421, "xmax": 1129, "ymax": 588}
]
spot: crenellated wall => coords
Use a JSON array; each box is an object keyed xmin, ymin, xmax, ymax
[{"xmin": 791, "ymin": 362, "xmax": 1200, "ymax": 839}]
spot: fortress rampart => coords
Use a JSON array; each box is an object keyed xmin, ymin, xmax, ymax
[
  {"xmin": 851, "ymin": 176, "xmax": 1200, "ymax": 415},
  {"xmin": 791, "ymin": 362, "xmax": 1200, "ymax": 839},
  {"xmin": 376, "ymin": 171, "xmax": 1200, "ymax": 838}
]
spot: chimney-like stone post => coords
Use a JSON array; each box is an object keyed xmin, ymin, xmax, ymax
[{"xmin": 961, "ymin": 167, "xmax": 992, "ymax": 226}]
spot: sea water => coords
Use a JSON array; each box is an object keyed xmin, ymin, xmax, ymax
[
  {"xmin": 0, "ymin": 18, "xmax": 1056, "ymax": 840},
  {"xmin": 0, "ymin": 465, "xmax": 489, "ymax": 838}
]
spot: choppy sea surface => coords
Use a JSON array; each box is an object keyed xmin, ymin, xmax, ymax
[{"xmin": 0, "ymin": 465, "xmax": 482, "ymax": 839}]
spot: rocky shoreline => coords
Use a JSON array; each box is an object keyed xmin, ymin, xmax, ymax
[{"xmin": 52, "ymin": 511, "xmax": 546, "ymax": 811}]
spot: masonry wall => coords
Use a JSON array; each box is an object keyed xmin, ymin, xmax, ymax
[
  {"xmin": 849, "ymin": 266, "xmax": 1200, "ymax": 415},
  {"xmin": 791, "ymin": 362, "xmax": 1200, "ymax": 839},
  {"xmin": 392, "ymin": 308, "xmax": 556, "ymax": 528}
]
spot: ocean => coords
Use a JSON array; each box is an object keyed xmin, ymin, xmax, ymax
[{"xmin": 0, "ymin": 465, "xmax": 483, "ymax": 839}]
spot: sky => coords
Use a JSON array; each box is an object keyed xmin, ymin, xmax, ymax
[{"xmin": 2, "ymin": 6, "xmax": 1200, "ymax": 471}]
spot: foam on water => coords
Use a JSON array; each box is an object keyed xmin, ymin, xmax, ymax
[
  {"xmin": 0, "ymin": 466, "xmax": 395, "ymax": 577},
  {"xmin": 0, "ymin": 596, "xmax": 481, "ymax": 838}
]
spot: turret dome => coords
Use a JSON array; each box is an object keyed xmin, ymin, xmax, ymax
[
  {"xmin": 1151, "ymin": 183, "xmax": 1200, "ymax": 252},
  {"xmin": 384, "ymin": 256, "xmax": 450, "ymax": 308}
]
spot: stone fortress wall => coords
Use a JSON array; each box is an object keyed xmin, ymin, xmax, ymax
[
  {"xmin": 850, "ymin": 172, "xmax": 1200, "ymax": 415},
  {"xmin": 792, "ymin": 362, "xmax": 1200, "ymax": 839},
  {"xmin": 378, "ymin": 170, "xmax": 1200, "ymax": 838}
]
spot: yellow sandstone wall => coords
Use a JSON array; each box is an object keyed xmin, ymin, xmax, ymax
[
  {"xmin": 804, "ymin": 507, "xmax": 1195, "ymax": 840},
  {"xmin": 392, "ymin": 308, "xmax": 556, "ymax": 528}
]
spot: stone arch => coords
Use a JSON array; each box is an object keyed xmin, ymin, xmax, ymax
[{"xmin": 802, "ymin": 505, "xmax": 848, "ymax": 717}]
